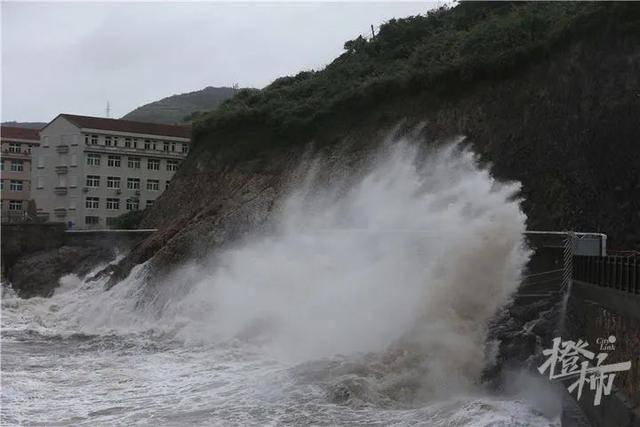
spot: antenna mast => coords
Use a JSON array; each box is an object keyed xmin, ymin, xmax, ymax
[{"xmin": 106, "ymin": 101, "xmax": 111, "ymax": 118}]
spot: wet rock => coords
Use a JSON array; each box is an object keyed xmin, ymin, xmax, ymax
[
  {"xmin": 7, "ymin": 245, "xmax": 116, "ymax": 298},
  {"xmin": 509, "ymin": 299, "xmax": 554, "ymax": 323}
]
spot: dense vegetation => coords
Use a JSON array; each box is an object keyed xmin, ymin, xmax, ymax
[
  {"xmin": 110, "ymin": 210, "xmax": 146, "ymax": 230},
  {"xmin": 122, "ymin": 86, "xmax": 239, "ymax": 124},
  {"xmin": 194, "ymin": 2, "xmax": 638, "ymax": 158}
]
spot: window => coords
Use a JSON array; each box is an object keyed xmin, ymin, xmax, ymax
[
  {"xmin": 10, "ymin": 160, "xmax": 23, "ymax": 172},
  {"xmin": 10, "ymin": 180, "xmax": 23, "ymax": 191},
  {"xmin": 86, "ymin": 197, "xmax": 99, "ymax": 209},
  {"xmin": 71, "ymin": 154, "xmax": 78, "ymax": 166},
  {"xmin": 146, "ymin": 179, "xmax": 159, "ymax": 191},
  {"xmin": 146, "ymin": 200, "xmax": 154, "ymax": 208},
  {"xmin": 112, "ymin": 137, "xmax": 119, "ymax": 147},
  {"xmin": 0, "ymin": 180, "xmax": 3, "ymax": 191},
  {"xmin": 144, "ymin": 140, "xmax": 151, "ymax": 150},
  {"xmin": 132, "ymin": 138, "xmax": 139, "ymax": 149},
  {"xmin": 86, "ymin": 175, "xmax": 100, "ymax": 187},
  {"xmin": 165, "ymin": 180, "xmax": 171, "ymax": 190},
  {"xmin": 8, "ymin": 143, "xmax": 21, "ymax": 153},
  {"xmin": 163, "ymin": 142, "xmax": 170, "ymax": 152},
  {"xmin": 125, "ymin": 138, "xmax": 132, "ymax": 148},
  {"xmin": 85, "ymin": 216, "xmax": 100, "ymax": 225},
  {"xmin": 128, "ymin": 157, "xmax": 141, "ymax": 169},
  {"xmin": 147, "ymin": 159, "xmax": 160, "ymax": 171},
  {"xmin": 126, "ymin": 199, "xmax": 139, "ymax": 211},
  {"xmin": 43, "ymin": 136, "xmax": 49, "ymax": 147},
  {"xmin": 152, "ymin": 141, "xmax": 157, "ymax": 151},
  {"xmin": 127, "ymin": 178, "xmax": 140, "ymax": 190},
  {"xmin": 91, "ymin": 135, "xmax": 98, "ymax": 145},
  {"xmin": 37, "ymin": 176, "xmax": 44, "ymax": 189},
  {"xmin": 166, "ymin": 160, "xmax": 179, "ymax": 171},
  {"xmin": 181, "ymin": 144, "xmax": 189, "ymax": 154},
  {"xmin": 87, "ymin": 153, "xmax": 101, "ymax": 166},
  {"xmin": 69, "ymin": 175, "xmax": 78, "ymax": 187},
  {"xmin": 105, "ymin": 136, "xmax": 113, "ymax": 147},
  {"xmin": 107, "ymin": 176, "xmax": 121, "ymax": 189},
  {"xmin": 9, "ymin": 200, "xmax": 22, "ymax": 211},
  {"xmin": 107, "ymin": 155, "xmax": 121, "ymax": 167},
  {"xmin": 171, "ymin": 142, "xmax": 176, "ymax": 152},
  {"xmin": 106, "ymin": 198, "xmax": 120, "ymax": 210}
]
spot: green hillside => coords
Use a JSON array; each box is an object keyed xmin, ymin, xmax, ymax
[
  {"xmin": 194, "ymin": 2, "xmax": 638, "ymax": 159},
  {"xmin": 122, "ymin": 86, "xmax": 239, "ymax": 124}
]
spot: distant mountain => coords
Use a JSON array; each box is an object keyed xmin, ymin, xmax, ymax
[
  {"xmin": 122, "ymin": 86, "xmax": 238, "ymax": 124},
  {"xmin": 1, "ymin": 121, "xmax": 46, "ymax": 129}
]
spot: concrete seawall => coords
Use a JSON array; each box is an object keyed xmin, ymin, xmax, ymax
[{"xmin": 564, "ymin": 281, "xmax": 640, "ymax": 427}]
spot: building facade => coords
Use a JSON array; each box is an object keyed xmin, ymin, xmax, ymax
[
  {"xmin": 1, "ymin": 126, "xmax": 40, "ymax": 221},
  {"xmin": 32, "ymin": 114, "xmax": 190, "ymax": 229}
]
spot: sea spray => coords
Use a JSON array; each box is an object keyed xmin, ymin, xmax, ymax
[
  {"xmin": 156, "ymin": 139, "xmax": 532, "ymax": 398},
  {"xmin": 1, "ymin": 138, "xmax": 557, "ymax": 425}
]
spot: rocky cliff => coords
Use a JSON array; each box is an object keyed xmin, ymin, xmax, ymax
[{"xmin": 108, "ymin": 2, "xmax": 640, "ymax": 286}]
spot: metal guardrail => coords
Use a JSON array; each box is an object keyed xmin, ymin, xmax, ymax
[{"xmin": 573, "ymin": 255, "xmax": 640, "ymax": 294}]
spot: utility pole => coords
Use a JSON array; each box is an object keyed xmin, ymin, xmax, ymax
[
  {"xmin": 106, "ymin": 101, "xmax": 111, "ymax": 118},
  {"xmin": 371, "ymin": 24, "xmax": 375, "ymax": 38}
]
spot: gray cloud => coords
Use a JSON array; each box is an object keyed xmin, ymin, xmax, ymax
[{"xmin": 2, "ymin": 2, "xmax": 432, "ymax": 122}]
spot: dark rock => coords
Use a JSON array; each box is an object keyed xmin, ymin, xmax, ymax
[
  {"xmin": 509, "ymin": 299, "xmax": 554, "ymax": 323},
  {"xmin": 7, "ymin": 246, "xmax": 116, "ymax": 298},
  {"xmin": 531, "ymin": 309, "xmax": 560, "ymax": 337}
]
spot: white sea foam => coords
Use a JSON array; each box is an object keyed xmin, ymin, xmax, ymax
[{"xmin": 2, "ymin": 139, "xmax": 559, "ymax": 426}]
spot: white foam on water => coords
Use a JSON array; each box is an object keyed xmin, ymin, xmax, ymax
[{"xmin": 2, "ymin": 140, "xmax": 560, "ymax": 426}]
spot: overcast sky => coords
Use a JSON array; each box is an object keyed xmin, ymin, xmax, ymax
[{"xmin": 2, "ymin": 2, "xmax": 435, "ymax": 123}]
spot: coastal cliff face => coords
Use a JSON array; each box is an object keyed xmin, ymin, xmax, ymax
[{"xmin": 109, "ymin": 4, "xmax": 640, "ymax": 286}]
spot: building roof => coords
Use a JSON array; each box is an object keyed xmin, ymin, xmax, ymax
[
  {"xmin": 56, "ymin": 114, "xmax": 191, "ymax": 139},
  {"xmin": 1, "ymin": 126, "xmax": 41, "ymax": 142}
]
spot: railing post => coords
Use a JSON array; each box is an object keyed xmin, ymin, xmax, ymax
[
  {"xmin": 631, "ymin": 255, "xmax": 640, "ymax": 294},
  {"xmin": 624, "ymin": 257, "xmax": 628, "ymax": 290}
]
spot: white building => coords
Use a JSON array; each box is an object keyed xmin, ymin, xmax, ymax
[{"xmin": 32, "ymin": 114, "xmax": 191, "ymax": 229}]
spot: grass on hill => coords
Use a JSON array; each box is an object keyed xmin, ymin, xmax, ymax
[{"xmin": 193, "ymin": 2, "xmax": 639, "ymax": 160}]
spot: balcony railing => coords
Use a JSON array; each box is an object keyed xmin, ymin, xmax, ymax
[
  {"xmin": 53, "ymin": 208, "xmax": 67, "ymax": 218},
  {"xmin": 1, "ymin": 149, "xmax": 31, "ymax": 157},
  {"xmin": 56, "ymin": 145, "xmax": 69, "ymax": 153},
  {"xmin": 84, "ymin": 144, "xmax": 187, "ymax": 160},
  {"xmin": 54, "ymin": 186, "xmax": 68, "ymax": 195},
  {"xmin": 55, "ymin": 165, "xmax": 68, "ymax": 174}
]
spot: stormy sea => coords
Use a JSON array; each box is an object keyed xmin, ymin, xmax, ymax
[{"xmin": 2, "ymin": 142, "xmax": 561, "ymax": 426}]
